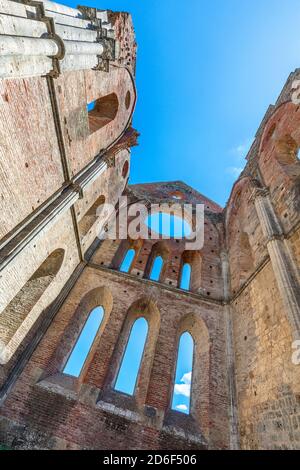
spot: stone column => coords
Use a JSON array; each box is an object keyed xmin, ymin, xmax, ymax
[
  {"xmin": 221, "ymin": 251, "xmax": 239, "ymax": 450},
  {"xmin": 252, "ymin": 188, "xmax": 300, "ymax": 339},
  {"xmin": 0, "ymin": 36, "xmax": 104, "ymax": 60}
]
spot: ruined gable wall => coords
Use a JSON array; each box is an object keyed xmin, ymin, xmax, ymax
[{"xmin": 227, "ymin": 73, "xmax": 300, "ymax": 450}]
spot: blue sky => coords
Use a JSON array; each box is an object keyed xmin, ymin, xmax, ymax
[
  {"xmin": 60, "ymin": 0, "xmax": 300, "ymax": 207},
  {"xmin": 115, "ymin": 317, "xmax": 148, "ymax": 395},
  {"xmin": 171, "ymin": 332, "xmax": 194, "ymax": 414},
  {"xmin": 64, "ymin": 306, "xmax": 104, "ymax": 376}
]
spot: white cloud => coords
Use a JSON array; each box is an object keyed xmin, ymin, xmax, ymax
[
  {"xmin": 226, "ymin": 166, "xmax": 243, "ymax": 178},
  {"xmin": 226, "ymin": 139, "xmax": 253, "ymax": 179},
  {"xmin": 174, "ymin": 371, "xmax": 192, "ymax": 398},
  {"xmin": 181, "ymin": 371, "xmax": 192, "ymax": 385},
  {"xmin": 176, "ymin": 404, "xmax": 188, "ymax": 411},
  {"xmin": 230, "ymin": 138, "xmax": 253, "ymax": 161},
  {"xmin": 174, "ymin": 383, "xmax": 191, "ymax": 397}
]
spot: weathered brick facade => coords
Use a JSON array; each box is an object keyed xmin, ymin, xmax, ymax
[{"xmin": 0, "ymin": 0, "xmax": 299, "ymax": 451}]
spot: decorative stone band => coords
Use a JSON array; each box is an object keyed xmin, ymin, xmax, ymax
[
  {"xmin": 251, "ymin": 187, "xmax": 300, "ymax": 339},
  {"xmin": 0, "ymin": 0, "xmax": 117, "ymax": 78}
]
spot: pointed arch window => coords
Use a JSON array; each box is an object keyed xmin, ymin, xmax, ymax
[
  {"xmin": 180, "ymin": 263, "xmax": 191, "ymax": 290},
  {"xmin": 120, "ymin": 248, "xmax": 135, "ymax": 273},
  {"xmin": 150, "ymin": 255, "xmax": 163, "ymax": 281},
  {"xmin": 171, "ymin": 332, "xmax": 194, "ymax": 414},
  {"xmin": 114, "ymin": 317, "xmax": 148, "ymax": 395},
  {"xmin": 63, "ymin": 306, "xmax": 104, "ymax": 377},
  {"xmin": 0, "ymin": 248, "xmax": 64, "ymax": 364}
]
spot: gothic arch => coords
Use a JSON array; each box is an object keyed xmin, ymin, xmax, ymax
[
  {"xmin": 169, "ymin": 313, "xmax": 210, "ymax": 439},
  {"xmin": 179, "ymin": 251, "xmax": 202, "ymax": 292},
  {"xmin": 0, "ymin": 249, "xmax": 65, "ymax": 364},
  {"xmin": 111, "ymin": 238, "xmax": 143, "ymax": 271},
  {"xmin": 103, "ymin": 296, "xmax": 160, "ymax": 409},
  {"xmin": 144, "ymin": 241, "xmax": 170, "ymax": 282},
  {"xmin": 45, "ymin": 286, "xmax": 114, "ymax": 383},
  {"xmin": 225, "ymin": 177, "xmax": 262, "ymax": 292},
  {"xmin": 259, "ymin": 101, "xmax": 300, "ymax": 185}
]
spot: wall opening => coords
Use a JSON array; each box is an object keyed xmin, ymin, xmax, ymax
[
  {"xmin": 180, "ymin": 263, "xmax": 191, "ymax": 290},
  {"xmin": 144, "ymin": 241, "xmax": 170, "ymax": 282},
  {"xmin": 179, "ymin": 251, "xmax": 201, "ymax": 292},
  {"xmin": 63, "ymin": 306, "xmax": 104, "ymax": 377},
  {"xmin": 125, "ymin": 91, "xmax": 131, "ymax": 110},
  {"xmin": 114, "ymin": 317, "xmax": 148, "ymax": 395},
  {"xmin": 150, "ymin": 255, "xmax": 164, "ymax": 281},
  {"xmin": 120, "ymin": 248, "xmax": 135, "ymax": 273},
  {"xmin": 0, "ymin": 249, "xmax": 65, "ymax": 360},
  {"xmin": 276, "ymin": 135, "xmax": 299, "ymax": 165},
  {"xmin": 145, "ymin": 212, "xmax": 191, "ymax": 238},
  {"xmin": 171, "ymin": 331, "xmax": 194, "ymax": 414},
  {"xmin": 87, "ymin": 93, "xmax": 119, "ymax": 134},
  {"xmin": 122, "ymin": 160, "xmax": 129, "ymax": 178},
  {"xmin": 78, "ymin": 195, "xmax": 106, "ymax": 238}
]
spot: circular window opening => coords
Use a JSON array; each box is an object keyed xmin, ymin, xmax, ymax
[
  {"xmin": 125, "ymin": 91, "xmax": 131, "ymax": 110},
  {"xmin": 170, "ymin": 191, "xmax": 184, "ymax": 200},
  {"xmin": 122, "ymin": 160, "xmax": 129, "ymax": 178},
  {"xmin": 144, "ymin": 212, "xmax": 191, "ymax": 238}
]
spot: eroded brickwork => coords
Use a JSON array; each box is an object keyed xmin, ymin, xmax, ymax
[{"xmin": 232, "ymin": 262, "xmax": 300, "ymax": 449}]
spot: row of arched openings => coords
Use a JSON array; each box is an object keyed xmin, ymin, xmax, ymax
[
  {"xmin": 120, "ymin": 249, "xmax": 192, "ymax": 291},
  {"xmin": 63, "ymin": 306, "xmax": 194, "ymax": 414}
]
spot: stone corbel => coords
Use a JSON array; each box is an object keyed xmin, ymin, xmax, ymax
[{"xmin": 103, "ymin": 154, "xmax": 116, "ymax": 169}]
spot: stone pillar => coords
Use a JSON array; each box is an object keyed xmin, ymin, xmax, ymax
[
  {"xmin": 221, "ymin": 251, "xmax": 239, "ymax": 450},
  {"xmin": 0, "ymin": 36, "xmax": 104, "ymax": 60},
  {"xmin": 0, "ymin": 36, "xmax": 59, "ymax": 57},
  {"xmin": 253, "ymin": 188, "xmax": 300, "ymax": 339}
]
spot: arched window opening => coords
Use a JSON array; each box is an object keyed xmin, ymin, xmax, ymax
[
  {"xmin": 150, "ymin": 255, "xmax": 163, "ymax": 281},
  {"xmin": 120, "ymin": 248, "xmax": 135, "ymax": 273},
  {"xmin": 172, "ymin": 332, "xmax": 194, "ymax": 415},
  {"xmin": 179, "ymin": 251, "xmax": 201, "ymax": 292},
  {"xmin": 87, "ymin": 101, "xmax": 96, "ymax": 112},
  {"xmin": 87, "ymin": 93, "xmax": 119, "ymax": 134},
  {"xmin": 0, "ymin": 249, "xmax": 65, "ymax": 362},
  {"xmin": 170, "ymin": 191, "xmax": 184, "ymax": 200},
  {"xmin": 63, "ymin": 306, "xmax": 104, "ymax": 377},
  {"xmin": 122, "ymin": 160, "xmax": 129, "ymax": 178},
  {"xmin": 114, "ymin": 317, "xmax": 148, "ymax": 395},
  {"xmin": 276, "ymin": 135, "xmax": 299, "ymax": 165},
  {"xmin": 78, "ymin": 195, "xmax": 106, "ymax": 238},
  {"xmin": 125, "ymin": 91, "xmax": 131, "ymax": 110},
  {"xmin": 180, "ymin": 263, "xmax": 191, "ymax": 290}
]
